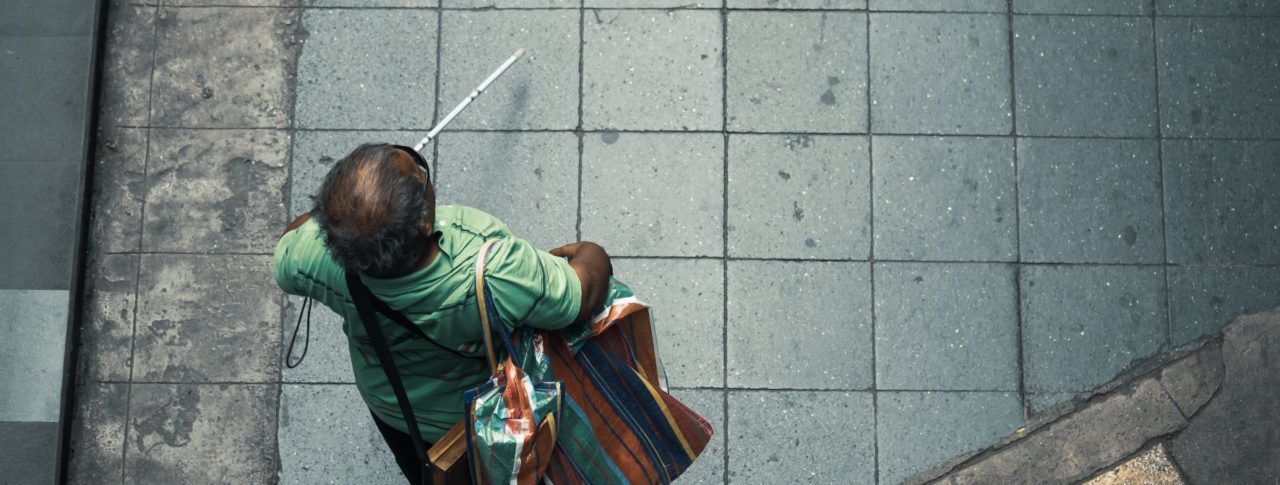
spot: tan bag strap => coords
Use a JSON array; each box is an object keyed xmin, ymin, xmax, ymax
[{"xmin": 475, "ymin": 239, "xmax": 501, "ymax": 373}]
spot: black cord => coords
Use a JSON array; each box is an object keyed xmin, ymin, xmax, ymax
[{"xmin": 285, "ymin": 297, "xmax": 312, "ymax": 368}]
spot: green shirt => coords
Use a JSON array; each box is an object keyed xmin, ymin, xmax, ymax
[{"xmin": 273, "ymin": 205, "xmax": 582, "ymax": 441}]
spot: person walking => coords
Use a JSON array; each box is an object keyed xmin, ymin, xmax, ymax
[{"xmin": 273, "ymin": 143, "xmax": 612, "ymax": 483}]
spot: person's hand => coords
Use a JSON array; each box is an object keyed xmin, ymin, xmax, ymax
[
  {"xmin": 549, "ymin": 242, "xmax": 584, "ymax": 259},
  {"xmin": 550, "ymin": 241, "xmax": 613, "ymax": 324}
]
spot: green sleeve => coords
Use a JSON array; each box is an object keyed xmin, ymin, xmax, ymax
[
  {"xmin": 273, "ymin": 219, "xmax": 330, "ymax": 298},
  {"xmin": 273, "ymin": 225, "xmax": 305, "ymax": 296},
  {"xmin": 483, "ymin": 238, "xmax": 583, "ymax": 331}
]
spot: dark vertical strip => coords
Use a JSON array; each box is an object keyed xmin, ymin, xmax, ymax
[
  {"xmin": 59, "ymin": 0, "xmax": 111, "ymax": 482},
  {"xmin": 864, "ymin": 8, "xmax": 883, "ymax": 484},
  {"xmin": 576, "ymin": 2, "xmax": 586, "ymax": 242},
  {"xmin": 721, "ymin": 2, "xmax": 732, "ymax": 483},
  {"xmin": 432, "ymin": 4, "xmax": 445, "ymax": 177},
  {"xmin": 1005, "ymin": 0, "xmax": 1030, "ymax": 421},
  {"xmin": 276, "ymin": 4, "xmax": 305, "ymax": 480},
  {"xmin": 121, "ymin": 3, "xmax": 166, "ymax": 482},
  {"xmin": 1150, "ymin": 0, "xmax": 1173, "ymax": 348}
]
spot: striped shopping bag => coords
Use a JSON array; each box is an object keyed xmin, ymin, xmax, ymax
[
  {"xmin": 469, "ymin": 240, "xmax": 714, "ymax": 484},
  {"xmin": 540, "ymin": 293, "xmax": 714, "ymax": 484}
]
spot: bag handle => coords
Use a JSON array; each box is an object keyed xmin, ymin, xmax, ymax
[
  {"xmin": 474, "ymin": 239, "xmax": 502, "ymax": 373},
  {"xmin": 345, "ymin": 271, "xmax": 433, "ymax": 484}
]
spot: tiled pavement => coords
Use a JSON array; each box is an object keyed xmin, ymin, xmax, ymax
[{"xmin": 69, "ymin": 1, "xmax": 1280, "ymax": 484}]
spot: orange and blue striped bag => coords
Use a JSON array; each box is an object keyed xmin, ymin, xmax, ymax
[{"xmin": 468, "ymin": 240, "xmax": 714, "ymax": 484}]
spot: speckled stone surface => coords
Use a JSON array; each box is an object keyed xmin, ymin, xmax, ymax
[
  {"xmin": 728, "ymin": 134, "xmax": 870, "ymax": 259},
  {"xmin": 583, "ymin": 10, "xmax": 722, "ymax": 131}
]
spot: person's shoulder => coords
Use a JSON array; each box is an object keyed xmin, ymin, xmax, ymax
[
  {"xmin": 436, "ymin": 204, "xmax": 511, "ymax": 239},
  {"xmin": 277, "ymin": 217, "xmax": 324, "ymax": 251}
]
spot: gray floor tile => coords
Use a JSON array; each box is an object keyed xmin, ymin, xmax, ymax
[
  {"xmin": 1169, "ymin": 266, "xmax": 1280, "ymax": 346},
  {"xmin": 1026, "ymin": 391, "xmax": 1083, "ymax": 415},
  {"xmin": 125, "ymin": 384, "xmax": 277, "ymax": 484},
  {"xmin": 0, "ymin": 0, "xmax": 96, "ymax": 36},
  {"xmin": 67, "ymin": 383, "xmax": 128, "ymax": 485},
  {"xmin": 0, "ymin": 421, "xmax": 58, "ymax": 485},
  {"xmin": 151, "ymin": 7, "xmax": 297, "ymax": 128},
  {"xmin": 0, "ymin": 35, "xmax": 94, "ymax": 163},
  {"xmin": 583, "ymin": 10, "xmax": 722, "ymax": 131},
  {"xmin": 89, "ymin": 127, "xmax": 146, "ymax": 254},
  {"xmin": 0, "ymin": 290, "xmax": 69, "ymax": 422},
  {"xmin": 281, "ymin": 295, "xmax": 353, "ymax": 383},
  {"xmin": 581, "ymin": 133, "xmax": 724, "ymax": 257},
  {"xmin": 587, "ymin": 0, "xmax": 695, "ymax": 7},
  {"xmin": 875, "ymin": 263, "xmax": 1019, "ymax": 391},
  {"xmin": 729, "ymin": 0, "xmax": 865, "ymax": 8},
  {"xmin": 277, "ymin": 384, "xmax": 402, "ymax": 485},
  {"xmin": 142, "ymin": 129, "xmax": 289, "ymax": 253},
  {"xmin": 436, "ymin": 132, "xmax": 577, "ymax": 251},
  {"xmin": 612, "ymin": 259, "xmax": 724, "ymax": 388},
  {"xmin": 0, "ymin": 161, "xmax": 81, "ymax": 290},
  {"xmin": 728, "ymin": 134, "xmax": 870, "ymax": 259},
  {"xmin": 1163, "ymin": 140, "xmax": 1280, "ymax": 264},
  {"xmin": 1157, "ymin": 0, "xmax": 1280, "ymax": 15},
  {"xmin": 873, "ymin": 136, "xmax": 1016, "ymax": 261},
  {"xmin": 168, "ymin": 0, "xmax": 298, "ymax": 5},
  {"xmin": 727, "ymin": 261, "xmax": 872, "ymax": 389},
  {"xmin": 306, "ymin": 0, "xmax": 434, "ymax": 6},
  {"xmin": 1018, "ymin": 138, "xmax": 1163, "ymax": 264},
  {"xmin": 98, "ymin": 3, "xmax": 156, "ymax": 128},
  {"xmin": 133, "ymin": 255, "xmax": 281, "ymax": 382},
  {"xmin": 290, "ymin": 130, "xmax": 422, "ymax": 214},
  {"xmin": 1022, "ymin": 265, "xmax": 1167, "ymax": 392},
  {"xmin": 870, "ymin": 0, "xmax": 1005, "ymax": 12},
  {"xmin": 1156, "ymin": 18, "xmax": 1280, "ymax": 138},
  {"xmin": 1014, "ymin": 0, "xmax": 1150, "ymax": 14},
  {"xmin": 77, "ymin": 255, "xmax": 138, "ymax": 383},
  {"xmin": 869, "ymin": 13, "xmax": 1011, "ymax": 135},
  {"xmin": 727, "ymin": 12, "xmax": 867, "ymax": 133},
  {"xmin": 669, "ymin": 389, "xmax": 724, "ymax": 484},
  {"xmin": 448, "ymin": 0, "xmax": 572, "ymax": 7},
  {"xmin": 877, "ymin": 391, "xmax": 1023, "ymax": 484},
  {"xmin": 296, "ymin": 9, "xmax": 435, "ymax": 130},
  {"xmin": 439, "ymin": 10, "xmax": 579, "ymax": 130},
  {"xmin": 1014, "ymin": 16, "xmax": 1157, "ymax": 137},
  {"xmin": 727, "ymin": 391, "xmax": 875, "ymax": 483}
]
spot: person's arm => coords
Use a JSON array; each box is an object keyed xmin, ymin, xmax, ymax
[
  {"xmin": 548, "ymin": 241, "xmax": 612, "ymax": 324},
  {"xmin": 282, "ymin": 212, "xmax": 313, "ymax": 238}
]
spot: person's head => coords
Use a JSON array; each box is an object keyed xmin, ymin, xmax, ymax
[{"xmin": 313, "ymin": 143, "xmax": 435, "ymax": 277}]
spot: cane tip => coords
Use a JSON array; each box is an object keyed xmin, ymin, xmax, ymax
[{"xmin": 514, "ymin": 48, "xmax": 526, "ymax": 59}]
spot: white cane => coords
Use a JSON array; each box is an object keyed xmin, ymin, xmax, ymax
[{"xmin": 412, "ymin": 49, "xmax": 526, "ymax": 153}]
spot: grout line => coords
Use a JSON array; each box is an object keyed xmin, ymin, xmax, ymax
[
  {"xmin": 576, "ymin": 1, "xmax": 585, "ymax": 242},
  {"xmin": 1005, "ymin": 0, "xmax": 1031, "ymax": 421},
  {"xmin": 120, "ymin": 2, "xmax": 164, "ymax": 479},
  {"xmin": 127, "ymin": 3, "xmax": 1280, "ymax": 18},
  {"xmin": 101, "ymin": 380, "xmax": 284, "ymax": 386},
  {"xmin": 109, "ymin": 124, "xmax": 1280, "ymax": 142},
  {"xmin": 681, "ymin": 386, "xmax": 1018, "ymax": 393},
  {"xmin": 1150, "ymin": 1, "xmax": 1174, "ymax": 349},
  {"xmin": 273, "ymin": 3, "xmax": 305, "ymax": 478},
  {"xmin": 609, "ymin": 254, "xmax": 1280, "ymax": 267},
  {"xmin": 432, "ymin": 3, "xmax": 444, "ymax": 177},
  {"xmin": 719, "ymin": 5, "xmax": 730, "ymax": 484},
  {"xmin": 864, "ymin": 10, "xmax": 883, "ymax": 485}
]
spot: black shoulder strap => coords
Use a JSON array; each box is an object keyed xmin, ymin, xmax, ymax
[
  {"xmin": 346, "ymin": 271, "xmax": 433, "ymax": 484},
  {"xmin": 364, "ymin": 292, "xmax": 486, "ymax": 364}
]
